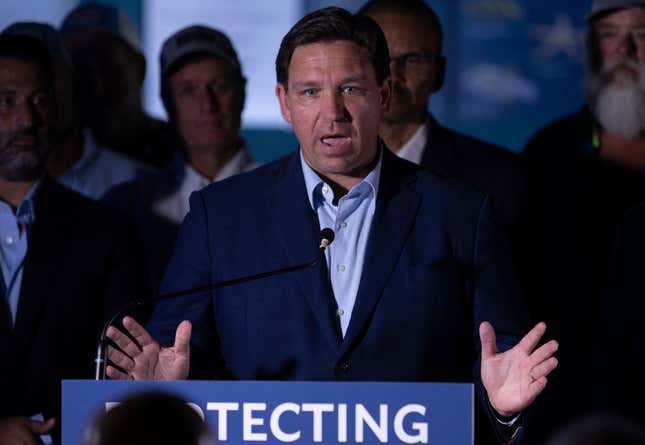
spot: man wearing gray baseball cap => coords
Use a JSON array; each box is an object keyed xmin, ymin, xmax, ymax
[
  {"xmin": 523, "ymin": 1, "xmax": 645, "ymax": 443},
  {"xmin": 103, "ymin": 25, "xmax": 257, "ymax": 293}
]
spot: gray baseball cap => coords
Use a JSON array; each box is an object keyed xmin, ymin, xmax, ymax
[
  {"xmin": 159, "ymin": 25, "xmax": 241, "ymax": 77},
  {"xmin": 587, "ymin": 0, "xmax": 645, "ymax": 21}
]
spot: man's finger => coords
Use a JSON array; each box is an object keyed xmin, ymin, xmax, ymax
[
  {"xmin": 528, "ymin": 339, "xmax": 559, "ymax": 367},
  {"xmin": 26, "ymin": 417, "xmax": 55, "ymax": 434},
  {"xmin": 517, "ymin": 322, "xmax": 547, "ymax": 354},
  {"xmin": 524, "ymin": 376, "xmax": 548, "ymax": 403},
  {"xmin": 479, "ymin": 321, "xmax": 498, "ymax": 359},
  {"xmin": 106, "ymin": 345, "xmax": 135, "ymax": 371},
  {"xmin": 123, "ymin": 316, "xmax": 157, "ymax": 349},
  {"xmin": 106, "ymin": 326, "xmax": 141, "ymax": 358},
  {"xmin": 106, "ymin": 365, "xmax": 130, "ymax": 380},
  {"xmin": 173, "ymin": 320, "xmax": 192, "ymax": 355},
  {"xmin": 530, "ymin": 357, "xmax": 558, "ymax": 381}
]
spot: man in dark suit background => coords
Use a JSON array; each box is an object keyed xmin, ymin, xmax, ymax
[
  {"xmin": 0, "ymin": 34, "xmax": 148, "ymax": 445},
  {"xmin": 521, "ymin": 1, "xmax": 645, "ymax": 441},
  {"xmin": 357, "ymin": 3, "xmax": 530, "ymax": 331},
  {"xmin": 357, "ymin": 0, "xmax": 527, "ymax": 234},
  {"xmin": 105, "ymin": 8, "xmax": 557, "ymax": 444},
  {"xmin": 103, "ymin": 25, "xmax": 257, "ymax": 294}
]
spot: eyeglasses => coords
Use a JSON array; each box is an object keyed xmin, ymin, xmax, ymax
[{"xmin": 389, "ymin": 52, "xmax": 441, "ymax": 70}]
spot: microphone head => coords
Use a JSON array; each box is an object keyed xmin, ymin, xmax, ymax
[{"xmin": 319, "ymin": 228, "xmax": 335, "ymax": 249}]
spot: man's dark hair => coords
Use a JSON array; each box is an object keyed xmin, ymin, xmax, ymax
[
  {"xmin": 0, "ymin": 33, "xmax": 54, "ymax": 91},
  {"xmin": 83, "ymin": 391, "xmax": 214, "ymax": 445},
  {"xmin": 275, "ymin": 6, "xmax": 390, "ymax": 89},
  {"xmin": 357, "ymin": 0, "xmax": 444, "ymax": 52}
]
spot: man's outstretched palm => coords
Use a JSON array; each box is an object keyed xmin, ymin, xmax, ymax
[
  {"xmin": 480, "ymin": 321, "xmax": 559, "ymax": 417},
  {"xmin": 105, "ymin": 315, "xmax": 559, "ymax": 419},
  {"xmin": 106, "ymin": 317, "xmax": 192, "ymax": 381}
]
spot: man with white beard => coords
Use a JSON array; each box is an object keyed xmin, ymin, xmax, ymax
[
  {"xmin": 521, "ymin": 1, "xmax": 645, "ymax": 443},
  {"xmin": 586, "ymin": 3, "xmax": 645, "ymax": 166}
]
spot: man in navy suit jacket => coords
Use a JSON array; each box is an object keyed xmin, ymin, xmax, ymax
[{"xmin": 106, "ymin": 8, "xmax": 558, "ymax": 444}]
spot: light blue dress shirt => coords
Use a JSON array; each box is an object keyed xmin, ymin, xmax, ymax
[
  {"xmin": 300, "ymin": 149, "xmax": 382, "ymax": 336},
  {"xmin": 59, "ymin": 129, "xmax": 146, "ymax": 200},
  {"xmin": 0, "ymin": 180, "xmax": 39, "ymax": 325}
]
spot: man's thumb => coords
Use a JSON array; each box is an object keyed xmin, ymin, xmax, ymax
[
  {"xmin": 479, "ymin": 321, "xmax": 498, "ymax": 359},
  {"xmin": 174, "ymin": 320, "xmax": 192, "ymax": 355}
]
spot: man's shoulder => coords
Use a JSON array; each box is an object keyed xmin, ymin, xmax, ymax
[
  {"xmin": 523, "ymin": 107, "xmax": 592, "ymax": 158},
  {"xmin": 38, "ymin": 178, "xmax": 137, "ymax": 235},
  {"xmin": 441, "ymin": 126, "xmax": 516, "ymax": 162},
  {"xmin": 417, "ymin": 166, "xmax": 488, "ymax": 207},
  {"xmin": 101, "ymin": 161, "xmax": 176, "ymax": 208},
  {"xmin": 95, "ymin": 144, "xmax": 147, "ymax": 171},
  {"xmin": 425, "ymin": 120, "xmax": 524, "ymax": 183},
  {"xmin": 200, "ymin": 152, "xmax": 296, "ymax": 198},
  {"xmin": 386, "ymin": 150, "xmax": 488, "ymax": 213}
]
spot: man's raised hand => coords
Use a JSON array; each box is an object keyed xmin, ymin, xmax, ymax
[
  {"xmin": 480, "ymin": 321, "xmax": 559, "ymax": 417},
  {"xmin": 105, "ymin": 317, "xmax": 192, "ymax": 381}
]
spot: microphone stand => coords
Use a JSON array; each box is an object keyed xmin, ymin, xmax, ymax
[
  {"xmin": 94, "ymin": 228, "xmax": 335, "ymax": 380},
  {"xmin": 94, "ymin": 301, "xmax": 144, "ymax": 380}
]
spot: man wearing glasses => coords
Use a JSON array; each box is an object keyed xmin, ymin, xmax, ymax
[{"xmin": 358, "ymin": 0, "xmax": 527, "ymax": 236}]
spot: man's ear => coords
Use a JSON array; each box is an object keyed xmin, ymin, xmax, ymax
[
  {"xmin": 433, "ymin": 56, "xmax": 446, "ymax": 93},
  {"xmin": 275, "ymin": 83, "xmax": 292, "ymax": 124}
]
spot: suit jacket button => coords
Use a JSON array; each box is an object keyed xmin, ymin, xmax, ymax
[{"xmin": 336, "ymin": 361, "xmax": 349, "ymax": 371}]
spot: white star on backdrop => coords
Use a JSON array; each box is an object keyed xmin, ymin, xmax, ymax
[{"xmin": 530, "ymin": 13, "xmax": 585, "ymax": 62}]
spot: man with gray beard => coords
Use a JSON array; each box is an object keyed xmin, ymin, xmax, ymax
[
  {"xmin": 589, "ymin": 56, "xmax": 645, "ymax": 144},
  {"xmin": 522, "ymin": 1, "xmax": 645, "ymax": 443}
]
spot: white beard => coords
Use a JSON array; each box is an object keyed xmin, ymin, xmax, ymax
[{"xmin": 588, "ymin": 58, "xmax": 645, "ymax": 139}]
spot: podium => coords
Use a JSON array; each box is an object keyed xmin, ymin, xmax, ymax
[{"xmin": 63, "ymin": 380, "xmax": 473, "ymax": 444}]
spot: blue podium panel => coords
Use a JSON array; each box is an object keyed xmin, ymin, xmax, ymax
[{"xmin": 63, "ymin": 380, "xmax": 473, "ymax": 445}]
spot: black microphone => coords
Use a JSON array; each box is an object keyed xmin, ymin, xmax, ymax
[{"xmin": 95, "ymin": 228, "xmax": 335, "ymax": 379}]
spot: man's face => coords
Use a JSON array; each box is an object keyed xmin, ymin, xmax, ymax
[
  {"xmin": 588, "ymin": 8, "xmax": 645, "ymax": 138},
  {"xmin": 595, "ymin": 7, "xmax": 645, "ymax": 80},
  {"xmin": 0, "ymin": 58, "xmax": 51, "ymax": 181},
  {"xmin": 368, "ymin": 11, "xmax": 443, "ymax": 125},
  {"xmin": 69, "ymin": 33, "xmax": 143, "ymax": 124},
  {"xmin": 169, "ymin": 57, "xmax": 244, "ymax": 154},
  {"xmin": 276, "ymin": 40, "xmax": 390, "ymax": 186}
]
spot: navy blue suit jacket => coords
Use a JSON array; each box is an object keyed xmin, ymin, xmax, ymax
[{"xmin": 149, "ymin": 148, "xmax": 528, "ymax": 382}]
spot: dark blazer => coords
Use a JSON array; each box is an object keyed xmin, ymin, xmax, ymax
[
  {"xmin": 592, "ymin": 202, "xmax": 645, "ymax": 425},
  {"xmin": 518, "ymin": 108, "xmax": 645, "ymax": 443},
  {"xmin": 102, "ymin": 160, "xmax": 187, "ymax": 294},
  {"xmin": 148, "ymin": 148, "xmax": 530, "ymax": 441},
  {"xmin": 420, "ymin": 117, "xmax": 527, "ymax": 232},
  {"xmin": 0, "ymin": 178, "xmax": 149, "ymax": 443}
]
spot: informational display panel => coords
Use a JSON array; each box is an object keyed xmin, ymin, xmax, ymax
[{"xmin": 63, "ymin": 380, "xmax": 474, "ymax": 445}]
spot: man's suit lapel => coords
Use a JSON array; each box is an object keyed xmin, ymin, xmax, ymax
[
  {"xmin": 341, "ymin": 149, "xmax": 421, "ymax": 354},
  {"xmin": 420, "ymin": 116, "xmax": 455, "ymax": 176},
  {"xmin": 12, "ymin": 178, "xmax": 65, "ymax": 356},
  {"xmin": 0, "ymin": 278, "xmax": 11, "ymax": 336},
  {"xmin": 268, "ymin": 152, "xmax": 342, "ymax": 349}
]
